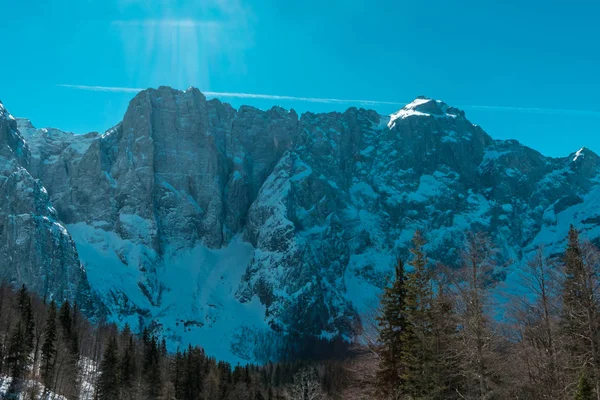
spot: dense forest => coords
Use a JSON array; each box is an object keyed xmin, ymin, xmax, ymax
[
  {"xmin": 1, "ymin": 225, "xmax": 600, "ymax": 399},
  {"xmin": 0, "ymin": 283, "xmax": 346, "ymax": 399}
]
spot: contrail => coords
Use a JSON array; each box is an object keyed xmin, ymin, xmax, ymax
[
  {"xmin": 458, "ymin": 104, "xmax": 600, "ymax": 117},
  {"xmin": 58, "ymin": 84, "xmax": 143, "ymax": 93},
  {"xmin": 201, "ymin": 91, "xmax": 405, "ymax": 106},
  {"xmin": 56, "ymin": 84, "xmax": 405, "ymax": 106},
  {"xmin": 57, "ymin": 84, "xmax": 600, "ymax": 116}
]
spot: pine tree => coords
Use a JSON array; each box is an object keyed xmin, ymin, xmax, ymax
[
  {"xmin": 98, "ymin": 333, "xmax": 121, "ymax": 400},
  {"xmin": 170, "ymin": 348, "xmax": 185, "ymax": 400},
  {"xmin": 561, "ymin": 226, "xmax": 600, "ymax": 395},
  {"xmin": 7, "ymin": 285, "xmax": 36, "ymax": 398},
  {"xmin": 120, "ymin": 336, "xmax": 137, "ymax": 399},
  {"xmin": 430, "ymin": 267, "xmax": 462, "ymax": 399},
  {"xmin": 17, "ymin": 285, "xmax": 35, "ymax": 358},
  {"xmin": 59, "ymin": 300, "xmax": 73, "ymax": 337},
  {"xmin": 17, "ymin": 284, "xmax": 28, "ymax": 312},
  {"xmin": 41, "ymin": 300, "xmax": 58, "ymax": 392},
  {"xmin": 58, "ymin": 299, "xmax": 81, "ymax": 398},
  {"xmin": 219, "ymin": 360, "xmax": 232, "ymax": 399},
  {"xmin": 182, "ymin": 345, "xmax": 204, "ymax": 400},
  {"xmin": 143, "ymin": 335, "xmax": 163, "ymax": 400},
  {"xmin": 562, "ymin": 226, "xmax": 587, "ymax": 355},
  {"xmin": 575, "ymin": 368, "xmax": 594, "ymax": 400},
  {"xmin": 6, "ymin": 320, "xmax": 28, "ymax": 398},
  {"xmin": 376, "ymin": 257, "xmax": 408, "ymax": 398},
  {"xmin": 398, "ymin": 231, "xmax": 436, "ymax": 397},
  {"xmin": 161, "ymin": 338, "xmax": 168, "ymax": 357},
  {"xmin": 70, "ymin": 302, "xmax": 81, "ymax": 356}
]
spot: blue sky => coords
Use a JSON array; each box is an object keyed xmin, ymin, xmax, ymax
[{"xmin": 2, "ymin": 0, "xmax": 599, "ymax": 157}]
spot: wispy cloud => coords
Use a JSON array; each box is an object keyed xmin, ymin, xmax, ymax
[{"xmin": 57, "ymin": 84, "xmax": 600, "ymax": 116}]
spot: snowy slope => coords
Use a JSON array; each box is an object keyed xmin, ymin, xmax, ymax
[
  {"xmin": 0, "ymin": 357, "xmax": 97, "ymax": 400},
  {"xmin": 68, "ymin": 221, "xmax": 270, "ymax": 363}
]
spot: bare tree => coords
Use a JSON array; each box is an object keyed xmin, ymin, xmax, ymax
[
  {"xmin": 450, "ymin": 232, "xmax": 500, "ymax": 399},
  {"xmin": 285, "ymin": 368, "xmax": 326, "ymax": 400},
  {"xmin": 354, "ymin": 294, "xmax": 383, "ymax": 359},
  {"xmin": 503, "ymin": 247, "xmax": 564, "ymax": 398}
]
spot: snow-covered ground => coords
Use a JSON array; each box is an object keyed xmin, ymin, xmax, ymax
[
  {"xmin": 0, "ymin": 357, "xmax": 96, "ymax": 400},
  {"xmin": 69, "ymin": 222, "xmax": 271, "ymax": 364},
  {"xmin": 0, "ymin": 376, "xmax": 68, "ymax": 400}
]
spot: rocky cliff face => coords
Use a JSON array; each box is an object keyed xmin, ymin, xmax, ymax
[
  {"xmin": 0, "ymin": 102, "xmax": 96, "ymax": 315},
  {"xmin": 4, "ymin": 88, "xmax": 600, "ymax": 363}
]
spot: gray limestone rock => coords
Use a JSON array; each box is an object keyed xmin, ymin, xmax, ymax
[{"xmin": 0, "ymin": 103, "xmax": 98, "ymax": 316}]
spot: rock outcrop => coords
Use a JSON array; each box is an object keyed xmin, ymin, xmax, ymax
[{"xmin": 0, "ymin": 102, "xmax": 97, "ymax": 315}]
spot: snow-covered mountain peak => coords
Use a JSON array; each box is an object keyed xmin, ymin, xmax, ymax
[
  {"xmin": 388, "ymin": 96, "xmax": 466, "ymax": 129},
  {"xmin": 573, "ymin": 147, "xmax": 586, "ymax": 162},
  {"xmin": 405, "ymin": 96, "xmax": 434, "ymax": 108},
  {"xmin": 567, "ymin": 146, "xmax": 600, "ymax": 178}
]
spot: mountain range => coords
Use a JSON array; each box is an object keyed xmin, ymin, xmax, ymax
[{"xmin": 1, "ymin": 86, "xmax": 599, "ymax": 363}]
